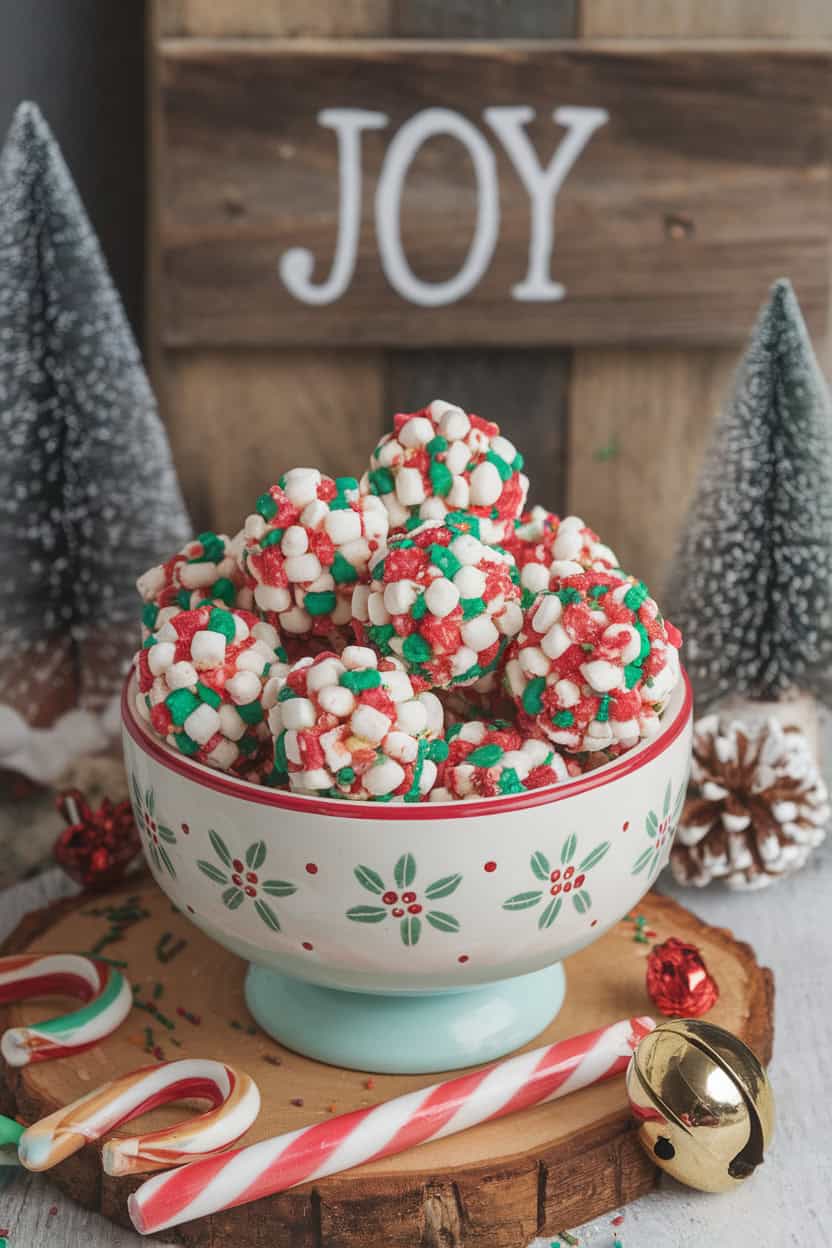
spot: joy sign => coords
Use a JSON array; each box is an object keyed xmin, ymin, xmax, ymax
[
  {"xmin": 279, "ymin": 106, "xmax": 608, "ymax": 308},
  {"xmin": 160, "ymin": 44, "xmax": 830, "ymax": 347}
]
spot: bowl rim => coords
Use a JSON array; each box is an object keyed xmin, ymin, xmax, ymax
[{"xmin": 122, "ymin": 667, "xmax": 692, "ymax": 821}]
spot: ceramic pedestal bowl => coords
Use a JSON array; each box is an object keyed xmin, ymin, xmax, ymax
[{"xmin": 122, "ymin": 672, "xmax": 692, "ymax": 1074}]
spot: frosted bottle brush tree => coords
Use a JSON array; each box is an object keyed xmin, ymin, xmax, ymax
[
  {"xmin": 0, "ymin": 102, "xmax": 189, "ymax": 781},
  {"xmin": 667, "ymin": 279, "xmax": 832, "ymax": 713}
]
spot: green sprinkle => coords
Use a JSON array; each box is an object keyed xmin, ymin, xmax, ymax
[
  {"xmin": 552, "ymin": 710, "xmax": 575, "ymax": 727},
  {"xmin": 331, "ymin": 552, "xmax": 358, "ymax": 584},
  {"xmin": 174, "ymin": 731, "xmax": 200, "ymax": 756},
  {"xmin": 499, "ymin": 767, "xmax": 525, "ymax": 795},
  {"xmin": 260, "ymin": 527, "xmax": 284, "ymax": 549},
  {"xmin": 207, "ymin": 607, "xmax": 236, "ymax": 641},
  {"xmin": 196, "ymin": 682, "xmax": 222, "ymax": 709},
  {"xmin": 340, "ymin": 669, "xmax": 381, "ymax": 692},
  {"xmin": 624, "ymin": 663, "xmax": 643, "ymax": 689},
  {"xmin": 278, "ymin": 685, "xmax": 298, "ymax": 701},
  {"xmin": 368, "ymin": 467, "xmax": 395, "ymax": 496},
  {"xmin": 426, "ymin": 435, "xmax": 447, "ymax": 454},
  {"xmin": 490, "ymin": 506, "xmax": 500, "ymax": 519},
  {"xmin": 429, "ymin": 458, "xmax": 454, "ymax": 498},
  {"xmin": 521, "ymin": 587, "xmax": 538, "ymax": 610},
  {"xmin": 367, "ymin": 623, "xmax": 395, "ymax": 651},
  {"xmin": 486, "ymin": 450, "xmax": 513, "ymax": 482},
  {"xmin": 461, "ymin": 596, "xmax": 486, "ymax": 620},
  {"xmin": 624, "ymin": 581, "xmax": 649, "ymax": 611},
  {"xmin": 402, "ymin": 633, "xmax": 433, "ymax": 664},
  {"xmin": 411, "ymin": 593, "xmax": 428, "ymax": 621},
  {"xmin": 304, "ymin": 590, "xmax": 337, "ymax": 617},
  {"xmin": 336, "ymin": 766, "xmax": 356, "ymax": 785},
  {"xmin": 210, "ymin": 576, "xmax": 236, "ymax": 605},
  {"xmin": 428, "ymin": 543, "xmax": 461, "ymax": 579},
  {"xmin": 589, "ymin": 583, "xmax": 610, "ymax": 600},
  {"xmin": 427, "ymin": 739, "xmax": 449, "ymax": 762},
  {"xmin": 371, "ymin": 558, "xmax": 386, "ymax": 582},
  {"xmin": 273, "ymin": 732, "xmax": 288, "ymax": 778},
  {"xmin": 522, "ymin": 677, "xmax": 546, "ymax": 715},
  {"xmin": 596, "ymin": 694, "xmax": 611, "ymax": 722},
  {"xmin": 635, "ymin": 619, "xmax": 651, "ymax": 662},
  {"xmin": 468, "ymin": 743, "xmax": 504, "ymax": 767},
  {"xmin": 166, "ymin": 688, "xmax": 200, "ymax": 725},
  {"xmin": 237, "ymin": 700, "xmax": 264, "ymax": 725},
  {"xmin": 558, "ymin": 587, "xmax": 581, "ymax": 605},
  {"xmin": 256, "ymin": 491, "xmax": 278, "ymax": 520},
  {"xmin": 141, "ymin": 602, "xmax": 159, "ymax": 630},
  {"xmin": 446, "ymin": 723, "xmax": 463, "ymax": 740},
  {"xmin": 176, "ymin": 588, "xmax": 191, "ymax": 609}
]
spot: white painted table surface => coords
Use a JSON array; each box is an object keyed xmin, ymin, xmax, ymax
[{"xmin": 0, "ymin": 842, "xmax": 829, "ymax": 1247}]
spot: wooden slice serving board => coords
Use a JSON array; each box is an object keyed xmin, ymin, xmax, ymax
[{"xmin": 0, "ymin": 874, "xmax": 773, "ymax": 1247}]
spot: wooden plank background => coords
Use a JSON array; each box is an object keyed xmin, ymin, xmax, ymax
[{"xmin": 149, "ymin": 0, "xmax": 832, "ymax": 600}]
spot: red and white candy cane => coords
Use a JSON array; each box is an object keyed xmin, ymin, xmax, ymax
[
  {"xmin": 0, "ymin": 954, "xmax": 132, "ymax": 1067},
  {"xmin": 130, "ymin": 1016, "xmax": 654, "ymax": 1236},
  {"xmin": 18, "ymin": 1058, "xmax": 260, "ymax": 1176}
]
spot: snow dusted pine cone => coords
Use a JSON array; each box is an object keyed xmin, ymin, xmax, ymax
[
  {"xmin": 671, "ymin": 714, "xmax": 829, "ymax": 890},
  {"xmin": 134, "ymin": 606, "xmax": 287, "ymax": 780},
  {"xmin": 504, "ymin": 509, "xmax": 620, "ymax": 599},
  {"xmin": 238, "ymin": 469, "xmax": 388, "ymax": 639},
  {"xmin": 269, "ymin": 646, "xmax": 447, "ymax": 801},
  {"xmin": 352, "ymin": 514, "xmax": 523, "ymax": 690},
  {"xmin": 361, "ymin": 399, "xmax": 528, "ymax": 543},
  {"xmin": 504, "ymin": 574, "xmax": 682, "ymax": 753}
]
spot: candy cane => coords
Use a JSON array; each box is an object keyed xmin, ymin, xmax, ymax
[
  {"xmin": 18, "ymin": 1058, "xmax": 260, "ymax": 1177},
  {"xmin": 130, "ymin": 1016, "xmax": 653, "ymax": 1236},
  {"xmin": 0, "ymin": 954, "xmax": 132, "ymax": 1067}
]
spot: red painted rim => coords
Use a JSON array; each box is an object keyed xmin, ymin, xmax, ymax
[{"xmin": 122, "ymin": 670, "xmax": 692, "ymax": 821}]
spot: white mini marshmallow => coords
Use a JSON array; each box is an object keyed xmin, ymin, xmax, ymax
[
  {"xmin": 318, "ymin": 685, "xmax": 356, "ymax": 717},
  {"xmin": 461, "ymin": 615, "xmax": 499, "ymax": 651},
  {"xmin": 281, "ymin": 525, "xmax": 309, "ymax": 557},
  {"xmin": 384, "ymin": 580, "xmax": 419, "ymax": 615},
  {"xmin": 395, "ymin": 698, "xmax": 428, "ymax": 736},
  {"xmin": 603, "ymin": 623, "xmax": 641, "ymax": 665},
  {"xmin": 491, "ymin": 434, "xmax": 517, "ymax": 464},
  {"xmin": 281, "ymin": 697, "xmax": 318, "ymax": 730},
  {"xmin": 166, "ymin": 660, "xmax": 198, "ymax": 690},
  {"xmin": 521, "ymin": 563, "xmax": 549, "ymax": 594},
  {"xmin": 399, "ymin": 415, "xmax": 435, "ymax": 447},
  {"xmin": 363, "ymin": 757, "xmax": 405, "ymax": 796},
  {"xmin": 541, "ymin": 623, "xmax": 572, "ymax": 660},
  {"xmin": 367, "ymin": 591, "xmax": 392, "ymax": 626},
  {"xmin": 532, "ymin": 594, "xmax": 562, "ymax": 634},
  {"xmin": 581, "ymin": 659, "xmax": 625, "ymax": 692},
  {"xmin": 444, "ymin": 439, "xmax": 470, "ymax": 475},
  {"xmin": 183, "ymin": 703, "xmax": 221, "ymax": 745},
  {"xmin": 451, "ymin": 534, "xmax": 486, "ymax": 566},
  {"xmin": 178, "ymin": 562, "xmax": 217, "ymax": 589},
  {"xmin": 448, "ymin": 476, "xmax": 469, "ymax": 509},
  {"xmin": 325, "ymin": 509, "xmax": 361, "ymax": 544},
  {"xmin": 554, "ymin": 678, "xmax": 581, "ymax": 707},
  {"xmin": 425, "ymin": 577, "xmax": 459, "ymax": 618},
  {"xmin": 433, "ymin": 401, "xmax": 470, "ymax": 440},
  {"xmin": 307, "ymin": 657, "xmax": 346, "ymax": 692},
  {"xmin": 282, "ymin": 467, "xmax": 321, "ymax": 507},
  {"xmin": 383, "ymin": 731, "xmax": 419, "ymax": 763},
  {"xmin": 205, "ymin": 739, "xmax": 239, "ymax": 770},
  {"xmin": 497, "ymin": 602, "xmax": 523, "ymax": 636},
  {"xmin": 451, "ymin": 646, "xmax": 478, "ymax": 676},
  {"xmin": 279, "ymin": 606, "xmax": 311, "ymax": 634},
  {"xmin": 254, "ymin": 584, "xmax": 291, "ymax": 613},
  {"xmin": 454, "ymin": 565, "xmax": 486, "ymax": 599},
  {"xmin": 351, "ymin": 703, "xmax": 391, "ymax": 745},
  {"xmin": 469, "ymin": 461, "xmax": 502, "ymax": 507},
  {"xmin": 395, "ymin": 467, "xmax": 426, "ymax": 506},
  {"xmin": 148, "ymin": 641, "xmax": 175, "ymax": 675},
  {"xmin": 518, "ymin": 646, "xmax": 549, "ymax": 677},
  {"xmin": 342, "ymin": 645, "xmax": 378, "ymax": 670},
  {"xmin": 191, "ymin": 630, "xmax": 226, "ymax": 668},
  {"xmin": 285, "ymin": 553, "xmax": 321, "ymax": 583},
  {"xmin": 226, "ymin": 670, "xmax": 262, "ymax": 705}
]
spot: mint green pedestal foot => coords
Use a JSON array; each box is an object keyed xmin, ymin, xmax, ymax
[{"xmin": 244, "ymin": 962, "xmax": 566, "ymax": 1073}]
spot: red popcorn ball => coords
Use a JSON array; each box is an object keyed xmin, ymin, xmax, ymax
[
  {"xmin": 504, "ymin": 573, "xmax": 682, "ymax": 754},
  {"xmin": 361, "ymin": 399, "xmax": 529, "ymax": 544},
  {"xmin": 238, "ymin": 469, "xmax": 388, "ymax": 638},
  {"xmin": 505, "ymin": 508, "xmax": 620, "ymax": 598},
  {"xmin": 351, "ymin": 513, "xmax": 523, "ymax": 691},
  {"xmin": 646, "ymin": 937, "xmax": 719, "ymax": 1018},
  {"xmin": 136, "ymin": 531, "xmax": 253, "ymax": 634},
  {"xmin": 431, "ymin": 719, "xmax": 575, "ymax": 801},
  {"xmin": 269, "ymin": 647, "xmax": 447, "ymax": 801},
  {"xmin": 134, "ymin": 605, "xmax": 288, "ymax": 781}
]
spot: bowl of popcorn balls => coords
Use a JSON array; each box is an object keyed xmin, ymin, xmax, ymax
[{"xmin": 123, "ymin": 400, "xmax": 692, "ymax": 1074}]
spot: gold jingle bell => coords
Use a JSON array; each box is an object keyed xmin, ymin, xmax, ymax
[{"xmin": 626, "ymin": 1018, "xmax": 775, "ymax": 1193}]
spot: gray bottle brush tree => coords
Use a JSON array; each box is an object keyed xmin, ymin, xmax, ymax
[
  {"xmin": 667, "ymin": 278, "xmax": 832, "ymax": 709},
  {"xmin": 0, "ymin": 101, "xmax": 190, "ymax": 729}
]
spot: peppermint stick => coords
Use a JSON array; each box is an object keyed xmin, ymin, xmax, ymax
[{"xmin": 130, "ymin": 1016, "xmax": 653, "ymax": 1235}]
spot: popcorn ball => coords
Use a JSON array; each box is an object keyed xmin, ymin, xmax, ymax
[
  {"xmin": 352, "ymin": 514, "xmax": 523, "ymax": 690},
  {"xmin": 137, "ymin": 531, "xmax": 253, "ymax": 634},
  {"xmin": 505, "ymin": 509, "xmax": 620, "ymax": 599},
  {"xmin": 505, "ymin": 573, "xmax": 682, "ymax": 753},
  {"xmin": 269, "ymin": 647, "xmax": 447, "ymax": 801},
  {"xmin": 430, "ymin": 719, "xmax": 575, "ymax": 800},
  {"xmin": 362, "ymin": 399, "xmax": 529, "ymax": 544},
  {"xmin": 134, "ymin": 605, "xmax": 288, "ymax": 780},
  {"xmin": 239, "ymin": 469, "xmax": 388, "ymax": 638}
]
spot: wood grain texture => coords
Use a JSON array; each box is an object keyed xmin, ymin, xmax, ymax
[
  {"xmin": 0, "ymin": 876, "xmax": 772, "ymax": 1247},
  {"xmin": 386, "ymin": 349, "xmax": 571, "ymax": 514},
  {"xmin": 567, "ymin": 346, "xmax": 737, "ymax": 594},
  {"xmin": 581, "ymin": 0, "xmax": 832, "ymax": 38},
  {"xmin": 164, "ymin": 348, "xmax": 386, "ymax": 534},
  {"xmin": 157, "ymin": 0, "xmax": 392, "ymax": 37},
  {"xmin": 392, "ymin": 0, "xmax": 577, "ymax": 37},
  {"xmin": 156, "ymin": 41, "xmax": 832, "ymax": 349}
]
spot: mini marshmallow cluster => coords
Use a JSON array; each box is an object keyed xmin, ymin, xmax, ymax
[
  {"xmin": 134, "ymin": 606, "xmax": 287, "ymax": 780},
  {"xmin": 505, "ymin": 509, "xmax": 620, "ymax": 599},
  {"xmin": 137, "ymin": 531, "xmax": 253, "ymax": 634},
  {"xmin": 505, "ymin": 574, "xmax": 681, "ymax": 754},
  {"xmin": 239, "ymin": 470, "xmax": 388, "ymax": 638},
  {"xmin": 352, "ymin": 514, "xmax": 523, "ymax": 690},
  {"xmin": 135, "ymin": 397, "xmax": 682, "ymax": 800},
  {"xmin": 431, "ymin": 720, "xmax": 574, "ymax": 800},
  {"xmin": 269, "ymin": 648, "xmax": 447, "ymax": 801},
  {"xmin": 362, "ymin": 400, "xmax": 528, "ymax": 544}
]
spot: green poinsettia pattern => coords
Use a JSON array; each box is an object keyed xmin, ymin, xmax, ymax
[
  {"xmin": 631, "ymin": 779, "xmax": 686, "ymax": 881},
  {"xmin": 132, "ymin": 774, "xmax": 176, "ymax": 878},
  {"xmin": 346, "ymin": 853, "xmax": 462, "ymax": 947},
  {"xmin": 502, "ymin": 835, "xmax": 610, "ymax": 930},
  {"xmin": 197, "ymin": 829, "xmax": 297, "ymax": 931}
]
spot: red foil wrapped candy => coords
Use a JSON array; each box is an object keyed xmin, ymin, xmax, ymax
[
  {"xmin": 54, "ymin": 789, "xmax": 141, "ymax": 890},
  {"xmin": 646, "ymin": 937, "xmax": 719, "ymax": 1018}
]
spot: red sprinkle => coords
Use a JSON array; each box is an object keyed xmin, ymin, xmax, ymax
[
  {"xmin": 49, "ymin": 1206, "xmax": 59, "ymax": 1217},
  {"xmin": 290, "ymin": 1097, "xmax": 304, "ymax": 1107},
  {"xmin": 484, "ymin": 861, "xmax": 497, "ymax": 873},
  {"xmin": 305, "ymin": 863, "xmax": 318, "ymax": 874},
  {"xmin": 612, "ymin": 1214, "xmax": 625, "ymax": 1227},
  {"xmin": 263, "ymin": 1054, "xmax": 282, "ymax": 1067},
  {"xmin": 364, "ymin": 1077, "xmax": 375, "ymax": 1089}
]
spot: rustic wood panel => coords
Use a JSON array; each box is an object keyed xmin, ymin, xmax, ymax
[
  {"xmin": 157, "ymin": 41, "xmax": 832, "ymax": 349},
  {"xmin": 392, "ymin": 0, "xmax": 577, "ymax": 37},
  {"xmin": 164, "ymin": 348, "xmax": 386, "ymax": 534},
  {"xmin": 158, "ymin": 0, "xmax": 392, "ymax": 37},
  {"xmin": 386, "ymin": 348, "xmax": 570, "ymax": 514},
  {"xmin": 567, "ymin": 347, "xmax": 736, "ymax": 594},
  {"xmin": 581, "ymin": 1, "xmax": 832, "ymax": 38}
]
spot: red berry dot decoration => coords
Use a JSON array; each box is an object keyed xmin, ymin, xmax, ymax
[
  {"xmin": 590, "ymin": 919, "xmax": 598, "ymax": 927},
  {"xmin": 407, "ymin": 904, "xmax": 422, "ymax": 915},
  {"xmin": 623, "ymin": 821, "xmax": 630, "ymax": 832},
  {"xmin": 484, "ymin": 861, "xmax": 497, "ymax": 873},
  {"xmin": 305, "ymin": 863, "xmax": 318, "ymax": 875},
  {"xmin": 564, "ymin": 866, "xmax": 574, "ymax": 879},
  {"xmin": 402, "ymin": 891, "xmax": 416, "ymax": 904},
  {"xmin": 574, "ymin": 873, "xmax": 586, "ymax": 888},
  {"xmin": 392, "ymin": 907, "xmax": 405, "ymax": 918},
  {"xmin": 246, "ymin": 871, "xmax": 258, "ymax": 883},
  {"xmin": 458, "ymin": 955, "xmax": 469, "ymax": 964},
  {"xmin": 382, "ymin": 891, "xmax": 398, "ymax": 905},
  {"xmin": 550, "ymin": 883, "xmax": 561, "ymax": 895},
  {"xmin": 232, "ymin": 858, "xmax": 244, "ymax": 872},
  {"xmin": 245, "ymin": 886, "xmax": 256, "ymax": 897},
  {"xmin": 181, "ymin": 823, "xmax": 190, "ymax": 835},
  {"xmin": 302, "ymin": 941, "xmax": 314, "ymax": 951},
  {"xmin": 550, "ymin": 868, "xmax": 561, "ymax": 883},
  {"xmin": 232, "ymin": 873, "xmax": 242, "ymax": 886},
  {"xmin": 564, "ymin": 882, "xmax": 572, "ymax": 893}
]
